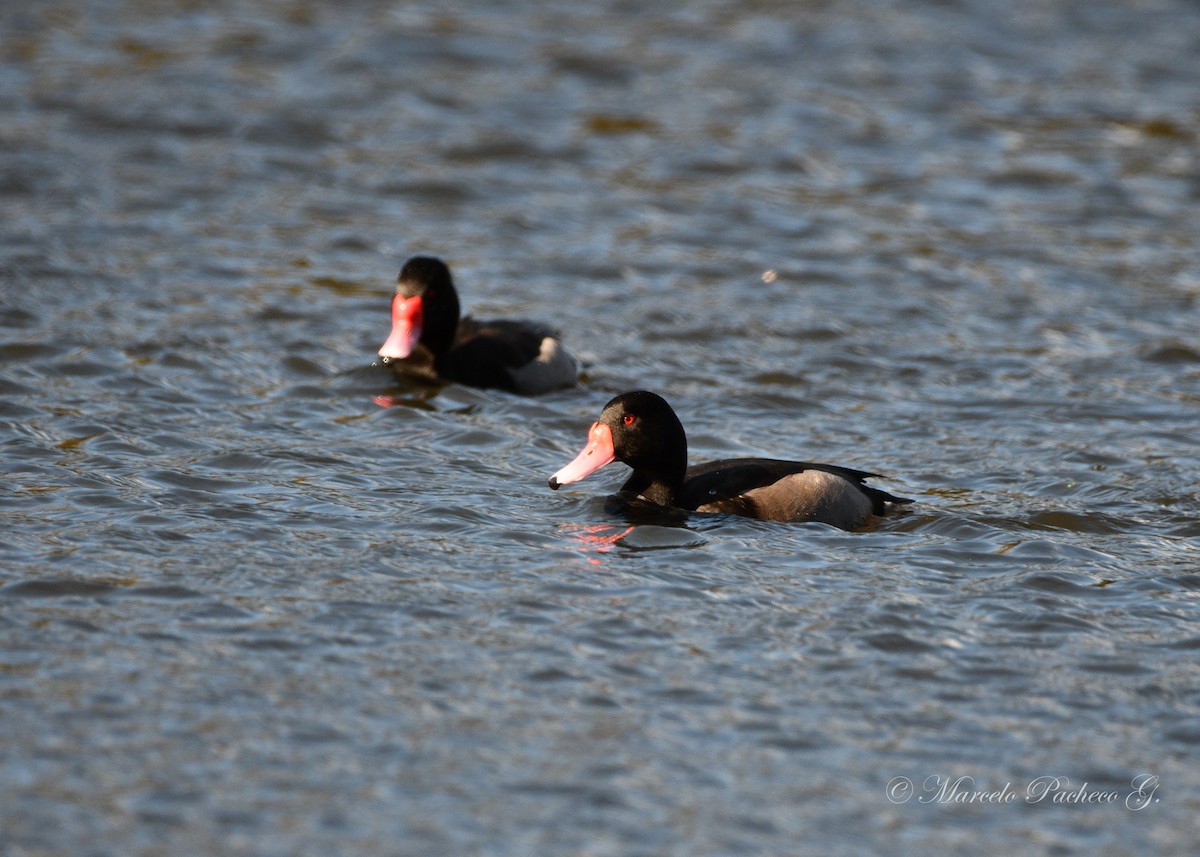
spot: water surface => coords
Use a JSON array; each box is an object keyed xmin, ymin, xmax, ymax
[{"xmin": 2, "ymin": 0, "xmax": 1199, "ymax": 854}]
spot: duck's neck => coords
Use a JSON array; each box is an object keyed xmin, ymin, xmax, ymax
[
  {"xmin": 620, "ymin": 471, "xmax": 677, "ymax": 507},
  {"xmin": 621, "ymin": 443, "xmax": 687, "ymax": 507},
  {"xmin": 423, "ymin": 287, "xmax": 461, "ymax": 360}
]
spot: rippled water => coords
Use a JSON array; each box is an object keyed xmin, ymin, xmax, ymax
[{"xmin": 3, "ymin": 0, "xmax": 1199, "ymax": 853}]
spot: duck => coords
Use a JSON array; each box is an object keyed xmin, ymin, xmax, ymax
[
  {"xmin": 378, "ymin": 256, "xmax": 579, "ymax": 394},
  {"xmin": 548, "ymin": 391, "xmax": 912, "ymax": 530}
]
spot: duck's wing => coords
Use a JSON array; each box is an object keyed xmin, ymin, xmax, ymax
[{"xmin": 680, "ymin": 457, "xmax": 911, "ymax": 518}]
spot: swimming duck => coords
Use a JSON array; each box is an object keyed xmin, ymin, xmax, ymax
[
  {"xmin": 549, "ymin": 391, "xmax": 912, "ymax": 529},
  {"xmin": 379, "ymin": 256, "xmax": 579, "ymax": 394}
]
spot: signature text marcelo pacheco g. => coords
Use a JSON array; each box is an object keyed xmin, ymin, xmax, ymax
[{"xmin": 886, "ymin": 774, "xmax": 1160, "ymax": 810}]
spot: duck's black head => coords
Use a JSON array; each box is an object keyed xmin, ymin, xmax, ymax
[
  {"xmin": 598, "ymin": 391, "xmax": 687, "ymax": 474},
  {"xmin": 379, "ymin": 256, "xmax": 461, "ymax": 361},
  {"xmin": 550, "ymin": 390, "xmax": 689, "ymax": 506}
]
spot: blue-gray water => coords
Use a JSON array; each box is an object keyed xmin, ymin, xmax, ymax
[{"xmin": 2, "ymin": 1, "xmax": 1199, "ymax": 854}]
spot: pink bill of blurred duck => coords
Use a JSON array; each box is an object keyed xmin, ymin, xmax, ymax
[{"xmin": 378, "ymin": 294, "xmax": 424, "ymax": 361}]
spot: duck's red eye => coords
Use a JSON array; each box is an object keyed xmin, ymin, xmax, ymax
[{"xmin": 623, "ymin": 414, "xmax": 636, "ymax": 426}]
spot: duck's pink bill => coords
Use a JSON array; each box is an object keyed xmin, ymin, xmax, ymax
[
  {"xmin": 549, "ymin": 422, "xmax": 616, "ymax": 489},
  {"xmin": 378, "ymin": 294, "xmax": 424, "ymax": 360}
]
